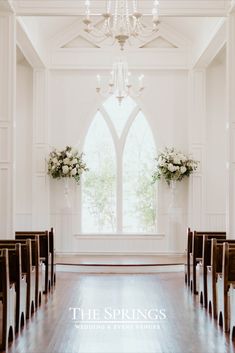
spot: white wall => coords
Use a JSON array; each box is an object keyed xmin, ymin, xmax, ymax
[
  {"xmin": 15, "ymin": 59, "xmax": 33, "ymax": 229},
  {"xmin": 49, "ymin": 69, "xmax": 189, "ymax": 254},
  {"xmin": 205, "ymin": 51, "xmax": 226, "ymax": 230},
  {"xmin": 15, "ymin": 61, "xmax": 227, "ymax": 254}
]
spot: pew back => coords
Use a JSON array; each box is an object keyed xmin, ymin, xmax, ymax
[
  {"xmin": 211, "ymin": 239, "xmax": 235, "ymax": 276},
  {"xmin": 0, "ymin": 249, "xmax": 15, "ymax": 350},
  {"xmin": 15, "ymin": 231, "xmax": 52, "ymax": 293}
]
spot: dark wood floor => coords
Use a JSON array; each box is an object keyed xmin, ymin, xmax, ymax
[{"xmin": 6, "ymin": 271, "xmax": 235, "ymax": 353}]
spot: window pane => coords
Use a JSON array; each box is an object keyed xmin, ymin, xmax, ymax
[
  {"xmin": 123, "ymin": 112, "xmax": 156, "ymax": 233},
  {"xmin": 103, "ymin": 95, "xmax": 137, "ymax": 137},
  {"xmin": 82, "ymin": 112, "xmax": 116, "ymax": 233}
]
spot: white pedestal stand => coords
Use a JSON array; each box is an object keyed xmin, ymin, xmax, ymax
[
  {"xmin": 61, "ymin": 178, "xmax": 72, "ymax": 251},
  {"xmin": 167, "ymin": 181, "xmax": 183, "ymax": 253}
]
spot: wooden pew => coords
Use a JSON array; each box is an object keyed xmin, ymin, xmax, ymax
[
  {"xmin": 49, "ymin": 227, "xmax": 56, "ymax": 286},
  {"xmin": 189, "ymin": 231, "xmax": 226, "ymax": 294},
  {"xmin": 16, "ymin": 229, "xmax": 56, "ymax": 288},
  {"xmin": 0, "ymin": 243, "xmax": 26, "ymax": 333},
  {"xmin": 0, "ymin": 249, "xmax": 16, "ymax": 351},
  {"xmin": 198, "ymin": 234, "xmax": 227, "ymax": 308},
  {"xmin": 217, "ymin": 242, "xmax": 235, "ymax": 332},
  {"xmin": 0, "ymin": 238, "xmax": 41, "ymax": 319},
  {"xmin": 230, "ymin": 283, "xmax": 235, "ymax": 339},
  {"xmin": 207, "ymin": 239, "xmax": 235, "ymax": 321},
  {"xmin": 185, "ymin": 227, "xmax": 192, "ymax": 286},
  {"xmin": 25, "ymin": 228, "xmax": 56, "ymax": 287},
  {"xmin": 16, "ymin": 231, "xmax": 52, "ymax": 294}
]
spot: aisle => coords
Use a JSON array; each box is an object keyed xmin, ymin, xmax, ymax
[{"xmin": 8, "ymin": 272, "xmax": 235, "ymax": 353}]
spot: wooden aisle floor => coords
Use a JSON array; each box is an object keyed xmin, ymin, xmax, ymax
[{"xmin": 6, "ymin": 271, "xmax": 235, "ymax": 353}]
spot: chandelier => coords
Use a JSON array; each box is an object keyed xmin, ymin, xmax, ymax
[
  {"xmin": 96, "ymin": 59, "xmax": 144, "ymax": 104},
  {"xmin": 83, "ymin": 0, "xmax": 160, "ymax": 50}
]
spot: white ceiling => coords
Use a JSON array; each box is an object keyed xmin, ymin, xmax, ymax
[
  {"xmin": 15, "ymin": 1, "xmax": 227, "ymax": 68},
  {"xmin": 162, "ymin": 17, "xmax": 222, "ymax": 42}
]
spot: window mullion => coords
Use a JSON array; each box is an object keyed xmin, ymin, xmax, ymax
[{"xmin": 116, "ymin": 155, "xmax": 123, "ymax": 233}]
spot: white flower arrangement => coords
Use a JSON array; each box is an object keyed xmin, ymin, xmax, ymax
[
  {"xmin": 152, "ymin": 147, "xmax": 198, "ymax": 186},
  {"xmin": 47, "ymin": 146, "xmax": 88, "ymax": 184}
]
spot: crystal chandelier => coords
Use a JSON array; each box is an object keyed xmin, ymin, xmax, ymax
[
  {"xmin": 84, "ymin": 0, "xmax": 160, "ymax": 50},
  {"xmin": 96, "ymin": 59, "xmax": 144, "ymax": 104}
]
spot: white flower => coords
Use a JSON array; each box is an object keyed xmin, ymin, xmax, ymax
[
  {"xmin": 71, "ymin": 168, "xmax": 77, "ymax": 176},
  {"xmin": 179, "ymin": 154, "xmax": 187, "ymax": 162},
  {"xmin": 52, "ymin": 158, "xmax": 58, "ymax": 164},
  {"xmin": 180, "ymin": 166, "xmax": 187, "ymax": 174},
  {"xmin": 62, "ymin": 165, "xmax": 69, "ymax": 174},
  {"xmin": 168, "ymin": 164, "xmax": 175, "ymax": 172},
  {"xmin": 71, "ymin": 158, "xmax": 77, "ymax": 165},
  {"xmin": 71, "ymin": 148, "xmax": 78, "ymax": 156},
  {"xmin": 173, "ymin": 157, "xmax": 181, "ymax": 164},
  {"xmin": 63, "ymin": 158, "xmax": 70, "ymax": 165},
  {"xmin": 158, "ymin": 157, "xmax": 166, "ymax": 167}
]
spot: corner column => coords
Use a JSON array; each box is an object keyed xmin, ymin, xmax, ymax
[
  {"xmin": 226, "ymin": 10, "xmax": 235, "ymax": 238},
  {"xmin": 0, "ymin": 13, "xmax": 16, "ymax": 237},
  {"xmin": 32, "ymin": 69, "xmax": 50, "ymax": 229},
  {"xmin": 188, "ymin": 69, "xmax": 206, "ymax": 230}
]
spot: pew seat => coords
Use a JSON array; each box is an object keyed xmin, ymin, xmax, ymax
[
  {"xmin": 198, "ymin": 235, "xmax": 228, "ymax": 309},
  {"xmin": 0, "ymin": 249, "xmax": 16, "ymax": 351},
  {"xmin": 230, "ymin": 284, "xmax": 235, "ymax": 339},
  {"xmin": 16, "ymin": 231, "xmax": 53, "ymax": 294},
  {"xmin": 190, "ymin": 231, "xmax": 226, "ymax": 294},
  {"xmin": 207, "ymin": 239, "xmax": 235, "ymax": 321},
  {"xmin": 217, "ymin": 243, "xmax": 235, "ymax": 332},
  {"xmin": 0, "ymin": 243, "xmax": 27, "ymax": 333},
  {"xmin": 0, "ymin": 239, "xmax": 41, "ymax": 319},
  {"xmin": 185, "ymin": 227, "xmax": 192, "ymax": 286}
]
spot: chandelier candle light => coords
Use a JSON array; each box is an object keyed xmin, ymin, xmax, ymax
[
  {"xmin": 96, "ymin": 59, "xmax": 144, "ymax": 104},
  {"xmin": 84, "ymin": 0, "xmax": 160, "ymax": 50}
]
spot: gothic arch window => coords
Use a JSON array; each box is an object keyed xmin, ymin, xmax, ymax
[{"xmin": 82, "ymin": 96, "xmax": 156, "ymax": 233}]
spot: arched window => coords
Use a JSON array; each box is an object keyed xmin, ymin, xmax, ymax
[
  {"xmin": 82, "ymin": 96, "xmax": 156, "ymax": 233},
  {"xmin": 82, "ymin": 112, "xmax": 116, "ymax": 233},
  {"xmin": 123, "ymin": 112, "xmax": 156, "ymax": 232}
]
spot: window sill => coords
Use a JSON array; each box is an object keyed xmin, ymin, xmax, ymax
[{"xmin": 74, "ymin": 233, "xmax": 165, "ymax": 239}]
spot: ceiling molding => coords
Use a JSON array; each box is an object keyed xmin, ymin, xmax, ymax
[
  {"xmin": 49, "ymin": 48, "xmax": 189, "ymax": 70},
  {"xmin": 16, "ymin": 18, "xmax": 45, "ymax": 68},
  {"xmin": 140, "ymin": 36, "xmax": 177, "ymax": 49},
  {"xmin": 192, "ymin": 18, "xmax": 226, "ymax": 69},
  {"xmin": 49, "ymin": 18, "xmax": 191, "ymax": 52},
  {"xmin": 155, "ymin": 22, "xmax": 191, "ymax": 48},
  {"xmin": 49, "ymin": 18, "xmax": 83, "ymax": 49},
  {"xmin": 45, "ymin": 17, "xmax": 191, "ymax": 68},
  {"xmin": 13, "ymin": 0, "xmax": 230, "ymax": 17},
  {"xmin": 0, "ymin": 0, "xmax": 14, "ymax": 13},
  {"xmin": 62, "ymin": 35, "xmax": 100, "ymax": 49}
]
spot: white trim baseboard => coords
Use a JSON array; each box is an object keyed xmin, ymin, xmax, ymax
[
  {"xmin": 56, "ymin": 264, "xmax": 184, "ymax": 274},
  {"xmin": 56, "ymin": 251, "xmax": 185, "ymax": 256}
]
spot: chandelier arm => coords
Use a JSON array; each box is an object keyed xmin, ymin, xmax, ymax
[
  {"xmin": 84, "ymin": 27, "xmax": 114, "ymax": 41},
  {"xmin": 96, "ymin": 60, "xmax": 144, "ymax": 104},
  {"xmin": 83, "ymin": 0, "xmax": 160, "ymax": 50}
]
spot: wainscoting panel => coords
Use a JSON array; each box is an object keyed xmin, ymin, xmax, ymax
[
  {"xmin": 15, "ymin": 213, "xmax": 32, "ymax": 231},
  {"xmin": 0, "ymin": 167, "xmax": 10, "ymax": 235},
  {"xmin": 204, "ymin": 213, "xmax": 226, "ymax": 231},
  {"xmin": 51, "ymin": 212, "xmax": 187, "ymax": 255}
]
